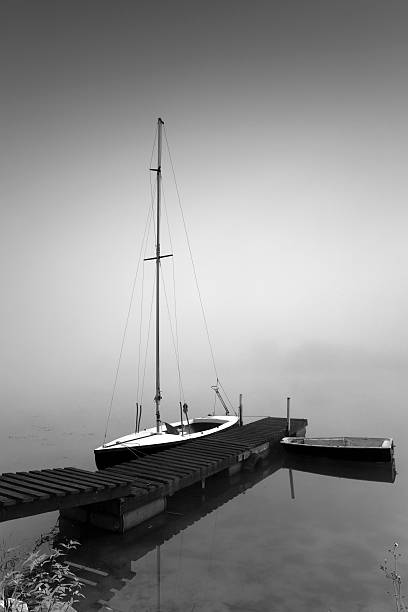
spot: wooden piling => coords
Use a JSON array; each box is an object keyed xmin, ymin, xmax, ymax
[{"xmin": 286, "ymin": 397, "xmax": 291, "ymax": 434}]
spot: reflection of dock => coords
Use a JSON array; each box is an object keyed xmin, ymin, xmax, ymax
[
  {"xmin": 61, "ymin": 449, "xmax": 397, "ymax": 611},
  {"xmin": 61, "ymin": 450, "xmax": 286, "ymax": 611},
  {"xmin": 283, "ymin": 454, "xmax": 397, "ymax": 483}
]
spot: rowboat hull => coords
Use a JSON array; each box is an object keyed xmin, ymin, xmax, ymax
[
  {"xmin": 280, "ymin": 437, "xmax": 394, "ymax": 462},
  {"xmin": 95, "ymin": 416, "xmax": 239, "ymax": 469}
]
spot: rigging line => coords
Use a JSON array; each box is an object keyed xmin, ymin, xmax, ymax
[
  {"xmin": 149, "ymin": 124, "xmax": 158, "ymax": 176},
  {"xmin": 136, "ymin": 205, "xmax": 154, "ymax": 404},
  {"xmin": 103, "ymin": 201, "xmax": 156, "ymax": 445},
  {"xmin": 162, "ymin": 184, "xmax": 184, "ymax": 402},
  {"xmin": 149, "ymin": 121, "xmax": 161, "ymax": 247},
  {"xmin": 160, "ymin": 264, "xmax": 185, "ymax": 404},
  {"xmin": 140, "ymin": 273, "xmax": 156, "ymax": 407},
  {"xmin": 136, "ymin": 261, "xmax": 145, "ymax": 405},
  {"xmin": 217, "ymin": 379, "xmax": 237, "ymax": 415},
  {"xmin": 163, "ymin": 127, "xmax": 219, "ymax": 382},
  {"xmin": 149, "ymin": 165, "xmax": 157, "ymax": 246}
]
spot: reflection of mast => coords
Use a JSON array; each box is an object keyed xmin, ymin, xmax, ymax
[
  {"xmin": 288, "ymin": 468, "xmax": 295, "ymax": 500},
  {"xmin": 60, "ymin": 451, "xmax": 286, "ymax": 611},
  {"xmin": 156, "ymin": 544, "xmax": 161, "ymax": 612}
]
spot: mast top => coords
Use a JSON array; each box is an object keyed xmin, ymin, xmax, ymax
[{"xmin": 158, "ymin": 117, "xmax": 164, "ymax": 125}]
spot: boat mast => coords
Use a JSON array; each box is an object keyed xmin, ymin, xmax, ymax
[
  {"xmin": 155, "ymin": 117, "xmax": 164, "ymax": 433},
  {"xmin": 146, "ymin": 118, "xmax": 172, "ymax": 432}
]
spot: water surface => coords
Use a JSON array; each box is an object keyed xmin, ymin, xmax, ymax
[{"xmin": 1, "ymin": 385, "xmax": 407, "ymax": 612}]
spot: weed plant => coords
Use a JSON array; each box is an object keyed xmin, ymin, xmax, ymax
[
  {"xmin": 381, "ymin": 543, "xmax": 408, "ymax": 612},
  {"xmin": 0, "ymin": 531, "xmax": 83, "ymax": 612}
]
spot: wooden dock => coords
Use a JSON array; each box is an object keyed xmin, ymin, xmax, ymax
[{"xmin": 0, "ymin": 417, "xmax": 307, "ymax": 528}]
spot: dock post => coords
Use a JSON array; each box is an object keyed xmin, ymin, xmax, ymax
[
  {"xmin": 286, "ymin": 397, "xmax": 291, "ymax": 434},
  {"xmin": 239, "ymin": 394, "xmax": 243, "ymax": 426}
]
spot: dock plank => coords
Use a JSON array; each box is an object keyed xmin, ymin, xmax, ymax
[
  {"xmin": 69, "ymin": 468, "xmax": 135, "ymax": 484},
  {"xmin": 65, "ymin": 470, "xmax": 132, "ymax": 486},
  {"xmin": 56, "ymin": 469, "xmax": 116, "ymax": 489},
  {"xmin": 115, "ymin": 464, "xmax": 179, "ymax": 486},
  {"xmin": 34, "ymin": 471, "xmax": 93, "ymax": 492},
  {"xmin": 0, "ymin": 485, "xmax": 34, "ymax": 502},
  {"xmin": 0, "ymin": 479, "xmax": 50, "ymax": 499},
  {"xmin": 15, "ymin": 472, "xmax": 76, "ymax": 495},
  {"xmin": 1, "ymin": 474, "xmax": 65, "ymax": 497},
  {"xmin": 131, "ymin": 459, "xmax": 193, "ymax": 478},
  {"xmin": 48, "ymin": 469, "xmax": 106, "ymax": 490},
  {"xmin": 104, "ymin": 468, "xmax": 160, "ymax": 490},
  {"xmin": 144, "ymin": 456, "xmax": 205, "ymax": 474},
  {"xmin": 29, "ymin": 471, "xmax": 83, "ymax": 494}
]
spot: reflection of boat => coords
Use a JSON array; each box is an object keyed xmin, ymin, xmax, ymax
[
  {"xmin": 281, "ymin": 436, "xmax": 394, "ymax": 462},
  {"xmin": 94, "ymin": 118, "xmax": 238, "ymax": 470},
  {"xmin": 283, "ymin": 454, "xmax": 397, "ymax": 483}
]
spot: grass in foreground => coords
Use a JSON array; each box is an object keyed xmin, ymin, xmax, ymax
[
  {"xmin": 0, "ymin": 533, "xmax": 83, "ymax": 612},
  {"xmin": 381, "ymin": 543, "xmax": 408, "ymax": 612}
]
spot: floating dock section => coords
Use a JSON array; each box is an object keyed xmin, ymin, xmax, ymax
[{"xmin": 0, "ymin": 417, "xmax": 307, "ymax": 531}]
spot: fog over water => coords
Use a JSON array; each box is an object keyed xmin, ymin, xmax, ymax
[{"xmin": 1, "ymin": 2, "xmax": 408, "ymax": 610}]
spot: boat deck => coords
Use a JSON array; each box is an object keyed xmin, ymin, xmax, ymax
[{"xmin": 0, "ymin": 417, "xmax": 307, "ymax": 523}]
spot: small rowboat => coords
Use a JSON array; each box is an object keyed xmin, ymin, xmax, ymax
[{"xmin": 280, "ymin": 436, "xmax": 394, "ymax": 462}]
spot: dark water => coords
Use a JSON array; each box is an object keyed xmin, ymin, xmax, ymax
[{"xmin": 1, "ymin": 397, "xmax": 407, "ymax": 612}]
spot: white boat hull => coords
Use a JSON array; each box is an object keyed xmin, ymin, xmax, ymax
[{"xmin": 95, "ymin": 416, "xmax": 239, "ymax": 469}]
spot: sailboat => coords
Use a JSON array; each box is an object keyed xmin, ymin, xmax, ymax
[{"xmin": 94, "ymin": 118, "xmax": 239, "ymax": 470}]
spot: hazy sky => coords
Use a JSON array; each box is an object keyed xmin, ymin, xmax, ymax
[{"xmin": 1, "ymin": 1, "xmax": 408, "ymax": 433}]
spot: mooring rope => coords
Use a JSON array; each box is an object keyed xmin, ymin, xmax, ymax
[{"xmin": 112, "ymin": 439, "xmax": 148, "ymax": 461}]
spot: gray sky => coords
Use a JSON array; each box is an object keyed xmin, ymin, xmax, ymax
[{"xmin": 1, "ymin": 1, "xmax": 408, "ymax": 433}]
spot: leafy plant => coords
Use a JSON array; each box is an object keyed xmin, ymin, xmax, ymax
[
  {"xmin": 381, "ymin": 542, "xmax": 408, "ymax": 612},
  {"xmin": 0, "ymin": 538, "xmax": 83, "ymax": 612}
]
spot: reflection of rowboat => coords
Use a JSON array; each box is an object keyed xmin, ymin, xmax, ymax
[
  {"xmin": 283, "ymin": 454, "xmax": 397, "ymax": 483},
  {"xmin": 280, "ymin": 436, "xmax": 394, "ymax": 462}
]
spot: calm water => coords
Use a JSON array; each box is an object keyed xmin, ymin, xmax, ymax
[{"xmin": 1, "ymin": 387, "xmax": 407, "ymax": 612}]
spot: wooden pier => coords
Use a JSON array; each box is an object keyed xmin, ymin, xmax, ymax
[{"xmin": 0, "ymin": 417, "xmax": 307, "ymax": 530}]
